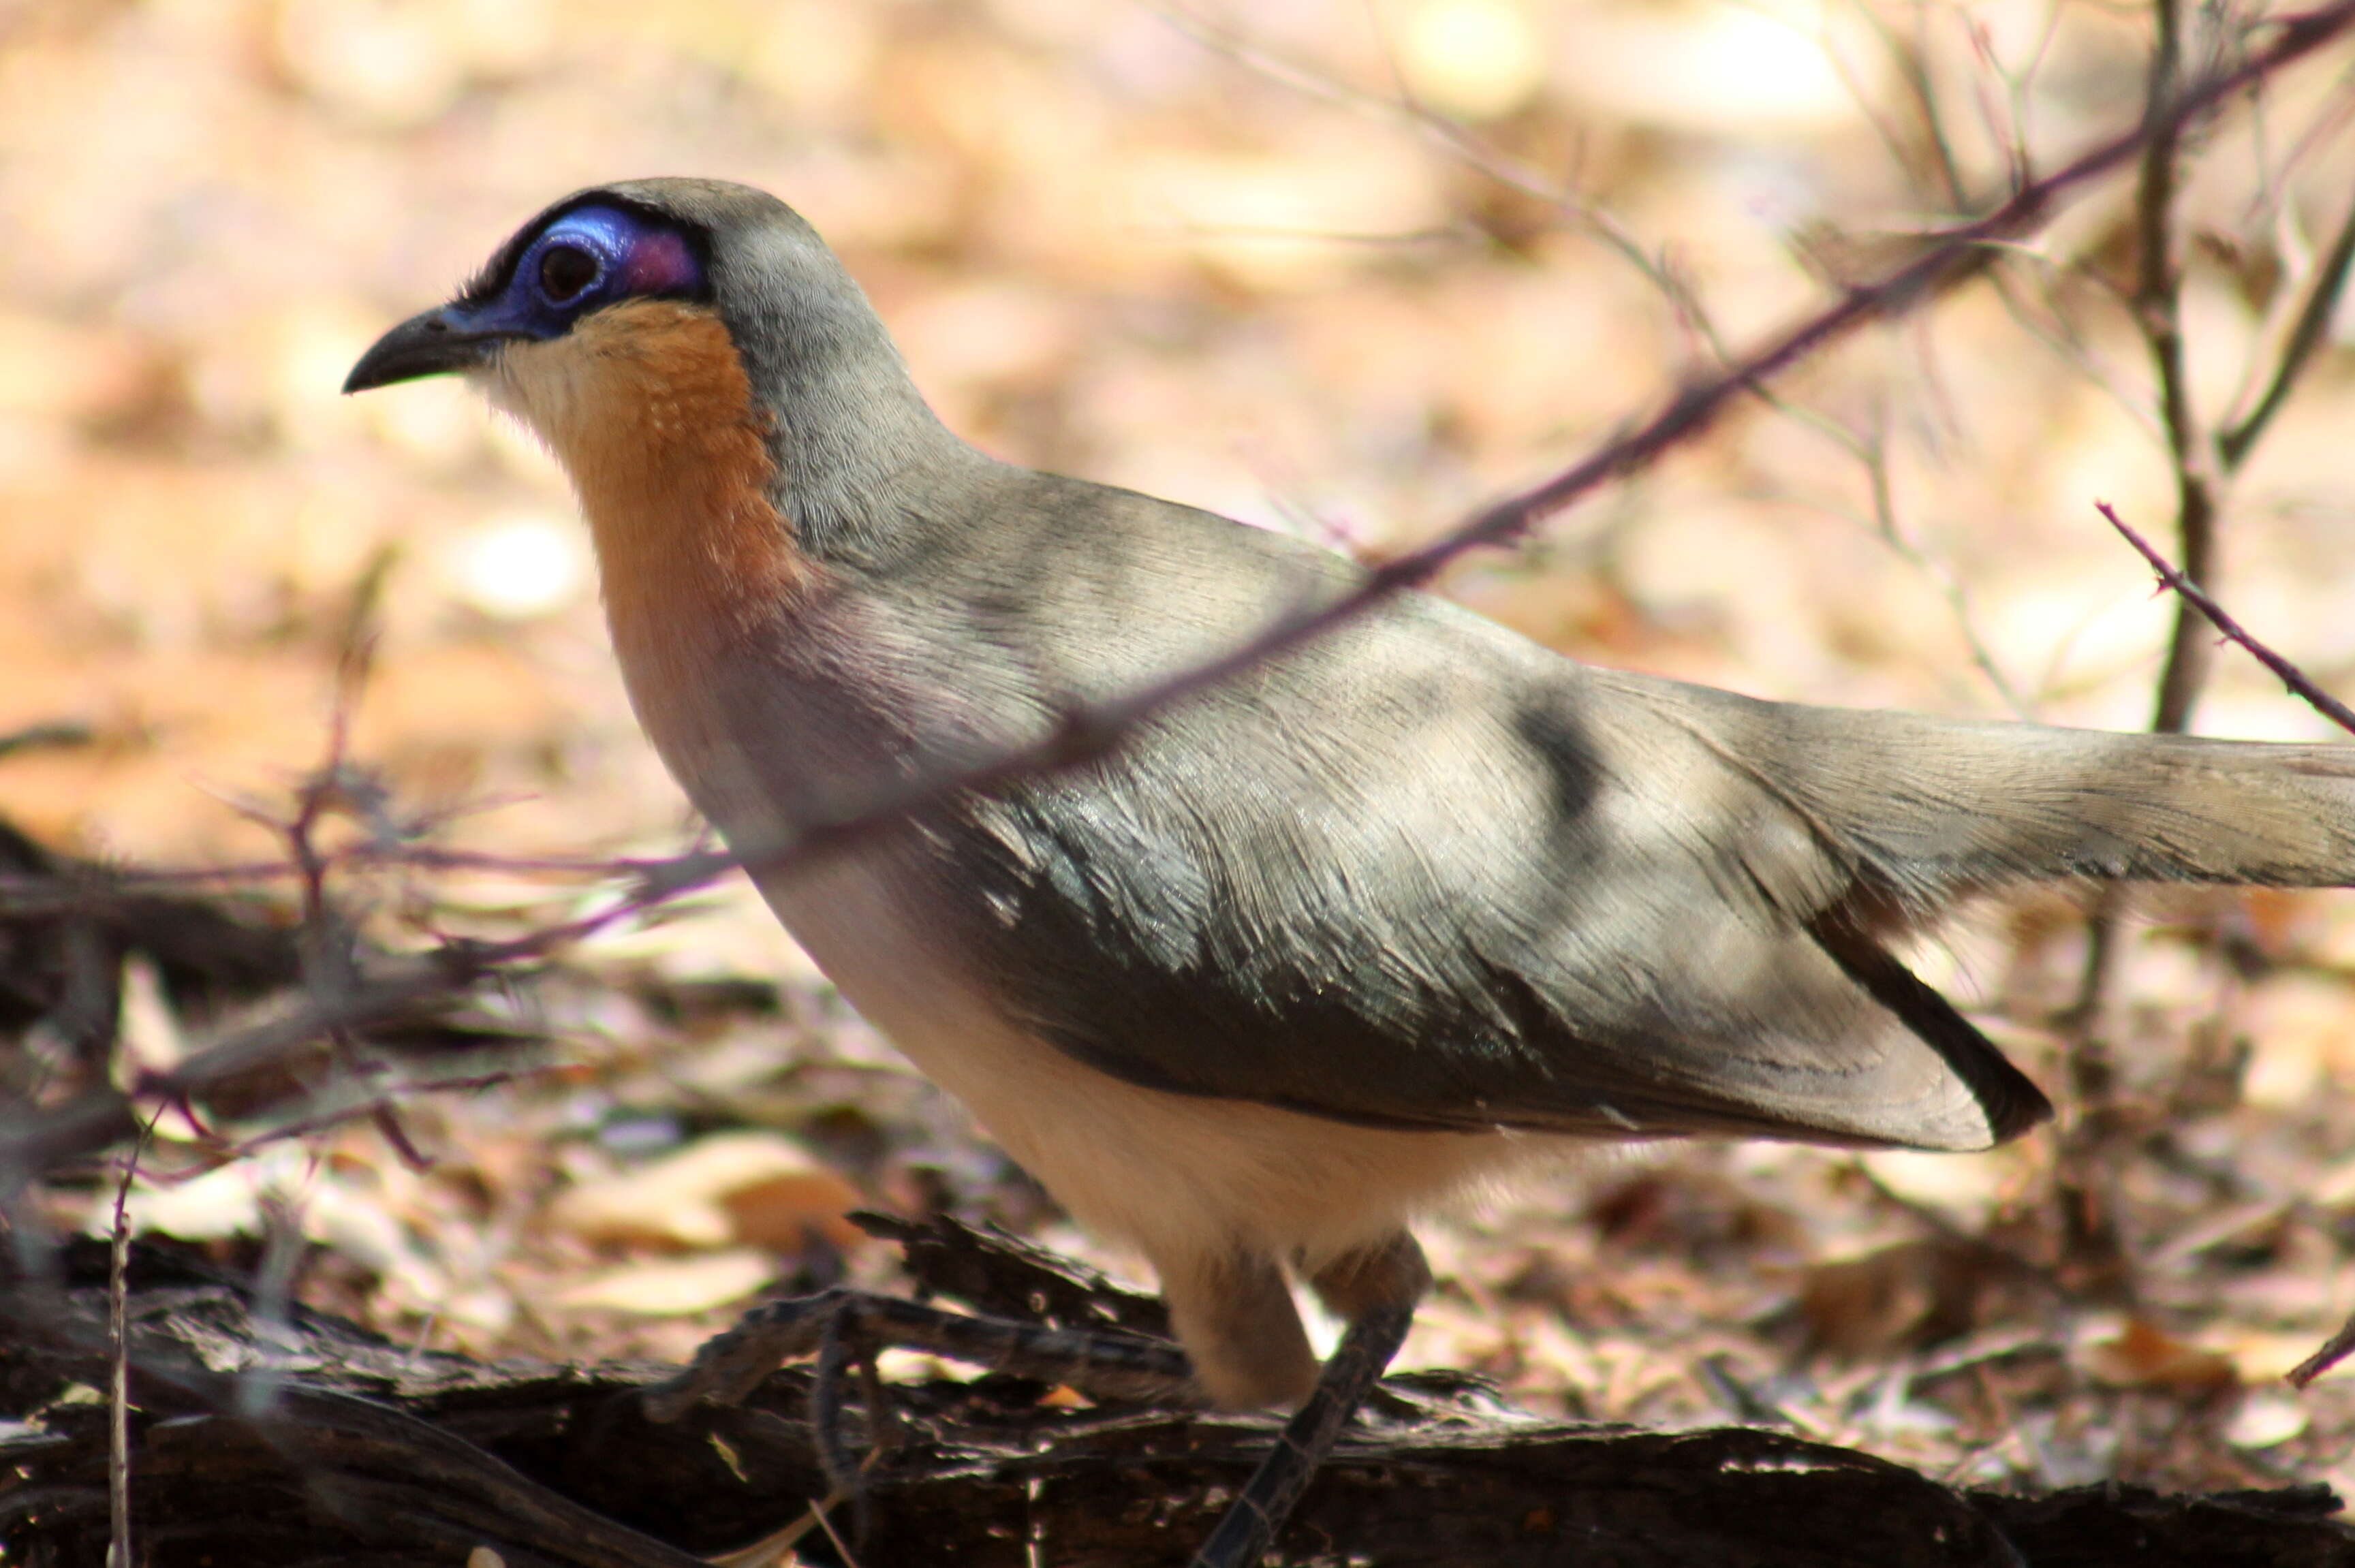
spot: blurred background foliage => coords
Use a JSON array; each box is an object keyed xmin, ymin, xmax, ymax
[{"xmin": 5, "ymin": 0, "xmax": 2355, "ymax": 1501}]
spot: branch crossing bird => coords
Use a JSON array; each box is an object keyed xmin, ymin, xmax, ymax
[{"xmin": 348, "ymin": 178, "xmax": 2355, "ymax": 1564}]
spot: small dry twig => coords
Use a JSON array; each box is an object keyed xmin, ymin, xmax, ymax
[
  {"xmin": 106, "ymin": 1112, "xmax": 158, "ymax": 1568},
  {"xmin": 2219, "ymin": 176, "xmax": 2355, "ymax": 467},
  {"xmin": 2099, "ymin": 498, "xmax": 2355, "ymax": 737}
]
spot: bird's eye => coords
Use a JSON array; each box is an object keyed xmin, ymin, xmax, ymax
[{"xmin": 537, "ymin": 245, "xmax": 602, "ymax": 304}]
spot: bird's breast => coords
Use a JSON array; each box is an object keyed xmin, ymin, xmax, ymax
[
  {"xmin": 483, "ymin": 296, "xmax": 867, "ymax": 809},
  {"xmin": 486, "ymin": 294, "xmax": 811, "ymax": 665}
]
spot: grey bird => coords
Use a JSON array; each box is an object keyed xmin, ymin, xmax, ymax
[{"xmin": 347, "ymin": 177, "xmax": 2355, "ymax": 1558}]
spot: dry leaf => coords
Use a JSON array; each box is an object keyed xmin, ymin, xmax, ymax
[
  {"xmin": 549, "ymin": 1250, "xmax": 778, "ymax": 1316},
  {"xmin": 549, "ymin": 1131, "xmax": 862, "ymax": 1252},
  {"xmin": 2082, "ymin": 1319, "xmax": 2239, "ymax": 1392}
]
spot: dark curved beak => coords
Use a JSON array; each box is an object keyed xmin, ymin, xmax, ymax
[{"xmin": 343, "ymin": 304, "xmax": 525, "ymax": 394}]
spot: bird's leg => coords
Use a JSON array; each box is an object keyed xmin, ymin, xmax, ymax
[
  {"xmin": 1189, "ymin": 1232, "xmax": 1431, "ymax": 1568},
  {"xmin": 807, "ymin": 1308, "xmax": 916, "ymax": 1549},
  {"xmin": 808, "ymin": 1308, "xmax": 864, "ymax": 1511},
  {"xmin": 1159, "ymin": 1249, "xmax": 1319, "ymax": 1410},
  {"xmin": 856, "ymin": 1342, "xmax": 901, "ymax": 1458},
  {"xmin": 641, "ymin": 1286, "xmax": 1198, "ymax": 1424}
]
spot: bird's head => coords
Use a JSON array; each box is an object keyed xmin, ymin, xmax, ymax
[
  {"xmin": 343, "ymin": 191, "xmax": 713, "ymax": 398},
  {"xmin": 345, "ymin": 178, "xmax": 956, "ymax": 565}
]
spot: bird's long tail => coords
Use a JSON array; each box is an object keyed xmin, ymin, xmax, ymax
[{"xmin": 1653, "ymin": 674, "xmax": 2355, "ymax": 902}]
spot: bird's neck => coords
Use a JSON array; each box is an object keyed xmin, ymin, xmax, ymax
[
  {"xmin": 490, "ymin": 300, "xmax": 808, "ymax": 654},
  {"xmin": 484, "ymin": 298, "xmax": 824, "ymax": 802},
  {"xmin": 485, "ymin": 295, "xmax": 971, "ymax": 811}
]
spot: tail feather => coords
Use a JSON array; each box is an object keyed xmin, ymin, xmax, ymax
[
  {"xmin": 1625, "ymin": 674, "xmax": 2355, "ymax": 900},
  {"xmin": 1817, "ymin": 721, "xmax": 2355, "ymax": 896}
]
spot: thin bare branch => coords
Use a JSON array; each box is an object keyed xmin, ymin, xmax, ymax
[
  {"xmin": 0, "ymin": 721, "xmax": 93, "ymax": 762},
  {"xmin": 2098, "ymin": 498, "xmax": 2355, "ymax": 735},
  {"xmin": 106, "ymin": 1113, "xmax": 157, "ymax": 1568},
  {"xmin": 2136, "ymin": 0, "xmax": 2226, "ymax": 737},
  {"xmin": 2220, "ymin": 177, "xmax": 2355, "ymax": 465},
  {"xmin": 149, "ymin": 1068, "xmax": 545, "ymax": 1184},
  {"xmin": 283, "ymin": 552, "xmax": 431, "ymax": 1172},
  {"xmin": 2290, "ymin": 1311, "xmax": 2355, "ymax": 1385},
  {"xmin": 1856, "ymin": 424, "xmax": 2033, "ymax": 717},
  {"xmin": 1860, "ymin": 3, "xmax": 1971, "ymax": 208},
  {"xmin": 2071, "ymin": 0, "xmax": 2242, "ymax": 1060},
  {"xmin": 1160, "ymin": 6, "xmax": 1718, "ymax": 344}
]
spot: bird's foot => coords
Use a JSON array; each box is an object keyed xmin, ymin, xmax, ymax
[
  {"xmin": 1183, "ymin": 1234, "xmax": 1429, "ymax": 1567},
  {"xmin": 1186, "ymin": 1298, "xmax": 1416, "ymax": 1568}
]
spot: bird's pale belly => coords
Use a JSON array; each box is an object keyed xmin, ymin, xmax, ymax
[{"xmin": 744, "ymin": 847, "xmax": 1549, "ymax": 1280}]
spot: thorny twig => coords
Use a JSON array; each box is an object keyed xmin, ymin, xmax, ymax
[
  {"xmin": 5, "ymin": 0, "xmax": 2355, "ymax": 1187},
  {"xmin": 2098, "ymin": 499, "xmax": 2355, "ymax": 736},
  {"xmin": 2097, "ymin": 490, "xmax": 2355, "ymax": 1380}
]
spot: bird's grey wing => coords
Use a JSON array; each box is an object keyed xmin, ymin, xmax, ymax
[{"xmin": 927, "ymin": 593, "xmax": 2048, "ymax": 1154}]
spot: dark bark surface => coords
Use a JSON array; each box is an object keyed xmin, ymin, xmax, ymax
[{"xmin": 3, "ymin": 1228, "xmax": 2350, "ymax": 1568}]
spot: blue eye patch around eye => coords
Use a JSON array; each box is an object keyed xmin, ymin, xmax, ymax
[
  {"xmin": 530, "ymin": 206, "xmax": 702, "ymax": 302},
  {"xmin": 449, "ymin": 204, "xmax": 707, "ymax": 341}
]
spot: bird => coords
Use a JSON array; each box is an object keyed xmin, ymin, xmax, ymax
[{"xmin": 347, "ymin": 178, "xmax": 2355, "ymax": 1561}]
